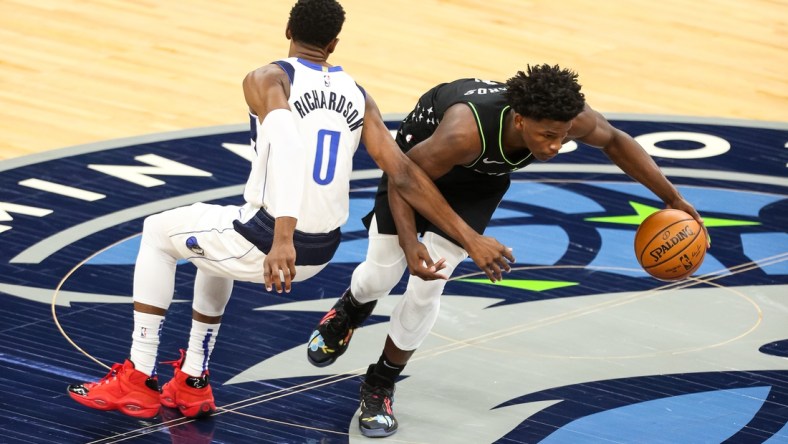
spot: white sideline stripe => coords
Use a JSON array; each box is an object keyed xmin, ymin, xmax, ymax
[{"xmin": 18, "ymin": 178, "xmax": 106, "ymax": 201}]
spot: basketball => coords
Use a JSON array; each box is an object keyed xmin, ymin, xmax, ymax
[{"xmin": 634, "ymin": 209, "xmax": 707, "ymax": 281}]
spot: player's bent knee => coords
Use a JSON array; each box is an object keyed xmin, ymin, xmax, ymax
[
  {"xmin": 389, "ymin": 309, "xmax": 438, "ymax": 350},
  {"xmin": 141, "ymin": 213, "xmax": 172, "ymax": 244},
  {"xmin": 141, "ymin": 213, "xmax": 162, "ymax": 234},
  {"xmin": 388, "ymin": 294, "xmax": 440, "ymax": 350}
]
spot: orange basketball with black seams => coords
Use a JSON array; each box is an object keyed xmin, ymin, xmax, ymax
[{"xmin": 634, "ymin": 209, "xmax": 707, "ymax": 281}]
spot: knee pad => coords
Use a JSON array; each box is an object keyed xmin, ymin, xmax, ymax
[
  {"xmin": 387, "ymin": 232, "xmax": 468, "ymax": 350},
  {"xmin": 388, "ymin": 278, "xmax": 444, "ymax": 350},
  {"xmin": 192, "ymin": 271, "xmax": 233, "ymax": 317}
]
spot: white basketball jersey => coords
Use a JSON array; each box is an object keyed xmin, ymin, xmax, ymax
[{"xmin": 243, "ymin": 57, "xmax": 366, "ymax": 234}]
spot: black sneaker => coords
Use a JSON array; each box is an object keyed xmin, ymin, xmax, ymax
[
  {"xmin": 307, "ymin": 289, "xmax": 376, "ymax": 367},
  {"xmin": 358, "ymin": 365, "xmax": 398, "ymax": 437}
]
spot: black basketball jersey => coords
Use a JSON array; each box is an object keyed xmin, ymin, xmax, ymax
[
  {"xmin": 394, "ymin": 78, "xmax": 535, "ymax": 177},
  {"xmin": 365, "ymin": 78, "xmax": 533, "ymax": 240}
]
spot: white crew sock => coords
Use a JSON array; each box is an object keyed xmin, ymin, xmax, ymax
[
  {"xmin": 129, "ymin": 311, "xmax": 165, "ymax": 377},
  {"xmin": 182, "ymin": 319, "xmax": 221, "ymax": 378}
]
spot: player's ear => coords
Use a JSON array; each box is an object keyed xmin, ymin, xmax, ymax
[
  {"xmin": 285, "ymin": 27, "xmax": 292, "ymax": 40},
  {"xmin": 513, "ymin": 112, "xmax": 525, "ymax": 130},
  {"xmin": 326, "ymin": 38, "xmax": 339, "ymax": 54}
]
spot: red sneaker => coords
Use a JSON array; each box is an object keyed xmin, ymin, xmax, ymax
[
  {"xmin": 67, "ymin": 359, "xmax": 161, "ymax": 418},
  {"xmin": 160, "ymin": 350, "xmax": 216, "ymax": 418}
]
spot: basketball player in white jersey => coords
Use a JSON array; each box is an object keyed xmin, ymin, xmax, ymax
[{"xmin": 67, "ymin": 0, "xmax": 513, "ymax": 420}]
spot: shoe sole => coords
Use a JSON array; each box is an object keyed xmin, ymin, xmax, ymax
[
  {"xmin": 161, "ymin": 395, "xmax": 215, "ymax": 418},
  {"xmin": 120, "ymin": 403, "xmax": 161, "ymax": 418},
  {"xmin": 359, "ymin": 426, "xmax": 398, "ymax": 438},
  {"xmin": 69, "ymin": 392, "xmax": 160, "ymax": 418},
  {"xmin": 306, "ymin": 352, "xmax": 337, "ymax": 368},
  {"xmin": 179, "ymin": 402, "xmax": 216, "ymax": 418}
]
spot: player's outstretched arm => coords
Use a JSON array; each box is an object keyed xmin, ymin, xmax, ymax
[{"xmin": 571, "ymin": 105, "xmax": 708, "ymax": 246}]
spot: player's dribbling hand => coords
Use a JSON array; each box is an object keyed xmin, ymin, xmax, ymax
[
  {"xmin": 667, "ymin": 197, "xmax": 710, "ymax": 249},
  {"xmin": 466, "ymin": 235, "xmax": 515, "ymax": 282},
  {"xmin": 402, "ymin": 240, "xmax": 448, "ymax": 281}
]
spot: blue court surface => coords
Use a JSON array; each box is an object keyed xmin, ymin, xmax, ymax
[{"xmin": 1, "ymin": 116, "xmax": 786, "ymax": 443}]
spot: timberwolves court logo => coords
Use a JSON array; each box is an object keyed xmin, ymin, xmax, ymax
[{"xmin": 0, "ymin": 116, "xmax": 786, "ymax": 443}]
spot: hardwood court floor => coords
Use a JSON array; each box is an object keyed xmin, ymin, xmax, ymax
[{"xmin": 0, "ymin": 0, "xmax": 786, "ymax": 159}]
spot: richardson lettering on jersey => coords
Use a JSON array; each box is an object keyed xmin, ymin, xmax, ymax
[{"xmin": 292, "ymin": 90, "xmax": 364, "ymax": 131}]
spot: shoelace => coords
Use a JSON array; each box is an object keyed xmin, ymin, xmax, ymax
[
  {"xmin": 362, "ymin": 385, "xmax": 392, "ymax": 413},
  {"xmin": 160, "ymin": 349, "xmax": 187, "ymax": 370},
  {"xmin": 161, "ymin": 348, "xmax": 210, "ymax": 388},
  {"xmin": 325, "ymin": 309, "xmax": 350, "ymax": 334},
  {"xmin": 96, "ymin": 363, "xmax": 124, "ymax": 386}
]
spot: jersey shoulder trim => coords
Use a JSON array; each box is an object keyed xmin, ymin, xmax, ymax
[
  {"xmin": 273, "ymin": 60, "xmax": 295, "ymax": 85},
  {"xmin": 463, "ymin": 102, "xmax": 486, "ymax": 167},
  {"xmin": 295, "ymin": 58, "xmax": 344, "ymax": 73}
]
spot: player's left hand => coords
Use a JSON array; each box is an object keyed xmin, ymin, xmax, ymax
[
  {"xmin": 667, "ymin": 197, "xmax": 710, "ymax": 248},
  {"xmin": 464, "ymin": 234, "xmax": 514, "ymax": 282},
  {"xmin": 402, "ymin": 241, "xmax": 448, "ymax": 281},
  {"xmin": 263, "ymin": 242, "xmax": 297, "ymax": 293}
]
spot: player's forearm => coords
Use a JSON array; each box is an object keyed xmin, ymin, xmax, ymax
[
  {"xmin": 389, "ymin": 162, "xmax": 477, "ymax": 247},
  {"xmin": 272, "ymin": 216, "xmax": 297, "ymax": 244},
  {"xmin": 387, "ymin": 182, "xmax": 420, "ymax": 249},
  {"xmin": 604, "ymin": 131, "xmax": 682, "ymax": 204}
]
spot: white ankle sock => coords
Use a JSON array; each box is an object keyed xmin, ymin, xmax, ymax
[
  {"xmin": 129, "ymin": 311, "xmax": 165, "ymax": 377},
  {"xmin": 182, "ymin": 319, "xmax": 220, "ymax": 378}
]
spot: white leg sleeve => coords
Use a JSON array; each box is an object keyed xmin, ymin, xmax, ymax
[
  {"xmin": 133, "ymin": 213, "xmax": 181, "ymax": 309},
  {"xmin": 192, "ymin": 269, "xmax": 234, "ymax": 317},
  {"xmin": 388, "ymin": 232, "xmax": 468, "ymax": 351},
  {"xmin": 350, "ymin": 217, "xmax": 408, "ymax": 304}
]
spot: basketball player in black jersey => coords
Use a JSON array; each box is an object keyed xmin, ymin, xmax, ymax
[{"xmin": 306, "ymin": 64, "xmax": 706, "ymax": 437}]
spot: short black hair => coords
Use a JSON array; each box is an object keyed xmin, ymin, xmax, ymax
[
  {"xmin": 288, "ymin": 0, "xmax": 346, "ymax": 47},
  {"xmin": 504, "ymin": 64, "xmax": 586, "ymax": 121}
]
